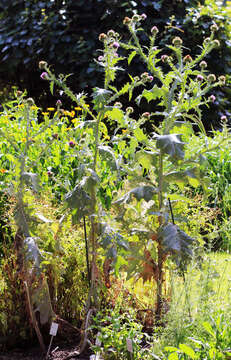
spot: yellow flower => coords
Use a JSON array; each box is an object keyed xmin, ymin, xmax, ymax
[
  {"xmin": 47, "ymin": 107, "xmax": 55, "ymax": 111},
  {"xmin": 65, "ymin": 127, "xmax": 71, "ymax": 131},
  {"xmin": 70, "ymin": 111, "xmax": 75, "ymax": 117},
  {"xmin": 42, "ymin": 112, "xmax": 49, "ymax": 116},
  {"xmin": 103, "ymin": 135, "xmax": 110, "ymax": 140},
  {"xmin": 122, "ymin": 129, "xmax": 128, "ymax": 134},
  {"xmin": 72, "ymin": 118, "xmax": 78, "ymax": 124},
  {"xmin": 22, "ymin": 138, "xmax": 26, "ymax": 142},
  {"xmin": 31, "ymin": 105, "xmax": 38, "ymax": 110},
  {"xmin": 74, "ymin": 107, "xmax": 82, "ymax": 111},
  {"xmin": 0, "ymin": 169, "xmax": 6, "ymax": 174},
  {"xmin": 18, "ymin": 104, "xmax": 24, "ymax": 108}
]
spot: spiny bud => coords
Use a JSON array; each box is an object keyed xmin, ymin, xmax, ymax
[
  {"xmin": 107, "ymin": 29, "xmax": 115, "ymax": 37},
  {"xmin": 218, "ymin": 75, "xmax": 226, "ymax": 85},
  {"xmin": 141, "ymin": 72, "xmax": 149, "ymax": 79},
  {"xmin": 183, "ymin": 54, "xmax": 193, "ymax": 63},
  {"xmin": 16, "ymin": 90, "xmax": 23, "ymax": 97},
  {"xmin": 56, "ymin": 99, "xmax": 62, "ymax": 107},
  {"xmin": 39, "ymin": 61, "xmax": 48, "ymax": 70},
  {"xmin": 210, "ymin": 23, "xmax": 219, "ymax": 32},
  {"xmin": 99, "ymin": 33, "xmax": 107, "ymax": 42},
  {"xmin": 147, "ymin": 75, "xmax": 153, "ymax": 82},
  {"xmin": 26, "ymin": 98, "xmax": 35, "ymax": 106},
  {"xmin": 123, "ymin": 17, "xmax": 132, "ymax": 25},
  {"xmin": 134, "ymin": 76, "xmax": 140, "ymax": 82},
  {"xmin": 199, "ymin": 60, "xmax": 207, "ymax": 69},
  {"xmin": 207, "ymin": 74, "xmax": 216, "ymax": 83},
  {"xmin": 172, "ymin": 36, "xmax": 183, "ymax": 47},
  {"xmin": 69, "ymin": 141, "xmax": 75, "ymax": 148},
  {"xmin": 209, "ymin": 95, "xmax": 216, "ymax": 103},
  {"xmin": 114, "ymin": 102, "xmax": 122, "ymax": 108},
  {"xmin": 203, "ymin": 37, "xmax": 210, "ymax": 46},
  {"xmin": 161, "ymin": 55, "xmax": 169, "ymax": 63},
  {"xmin": 112, "ymin": 41, "xmax": 120, "ymax": 49},
  {"xmin": 126, "ymin": 107, "xmax": 134, "ymax": 114},
  {"xmin": 197, "ymin": 74, "xmax": 204, "ymax": 82},
  {"xmin": 132, "ymin": 14, "xmax": 140, "ymax": 22},
  {"xmin": 213, "ymin": 39, "xmax": 220, "ymax": 47},
  {"xmin": 98, "ymin": 55, "xmax": 104, "ymax": 62},
  {"xmin": 52, "ymin": 133, "xmax": 59, "ymax": 139},
  {"xmin": 140, "ymin": 13, "xmax": 147, "ymax": 21},
  {"xmin": 47, "ymin": 170, "xmax": 53, "ymax": 177},
  {"xmin": 40, "ymin": 72, "xmax": 49, "ymax": 80},
  {"xmin": 151, "ymin": 26, "xmax": 159, "ymax": 35},
  {"xmin": 221, "ymin": 115, "xmax": 227, "ymax": 122},
  {"xmin": 142, "ymin": 112, "xmax": 150, "ymax": 119}
]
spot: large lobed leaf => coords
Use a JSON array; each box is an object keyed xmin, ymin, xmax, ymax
[
  {"xmin": 158, "ymin": 223, "xmax": 194, "ymax": 259},
  {"xmin": 155, "ymin": 134, "xmax": 185, "ymax": 160},
  {"xmin": 114, "ymin": 185, "xmax": 157, "ymax": 204}
]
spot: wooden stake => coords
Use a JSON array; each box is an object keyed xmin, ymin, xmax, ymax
[{"xmin": 24, "ymin": 281, "xmax": 46, "ymax": 353}]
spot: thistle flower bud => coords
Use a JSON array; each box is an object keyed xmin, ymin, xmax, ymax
[
  {"xmin": 39, "ymin": 61, "xmax": 48, "ymax": 70},
  {"xmin": 112, "ymin": 41, "xmax": 120, "ymax": 49},
  {"xmin": 52, "ymin": 133, "xmax": 59, "ymax": 139},
  {"xmin": 98, "ymin": 55, "xmax": 104, "ymax": 62},
  {"xmin": 207, "ymin": 74, "xmax": 216, "ymax": 83},
  {"xmin": 142, "ymin": 112, "xmax": 150, "ymax": 119},
  {"xmin": 161, "ymin": 55, "xmax": 169, "ymax": 63},
  {"xmin": 132, "ymin": 14, "xmax": 140, "ymax": 22},
  {"xmin": 199, "ymin": 60, "xmax": 207, "ymax": 69},
  {"xmin": 218, "ymin": 75, "xmax": 226, "ymax": 85},
  {"xmin": 123, "ymin": 17, "xmax": 132, "ymax": 25},
  {"xmin": 56, "ymin": 99, "xmax": 62, "ymax": 107},
  {"xmin": 209, "ymin": 95, "xmax": 216, "ymax": 103},
  {"xmin": 126, "ymin": 107, "xmax": 134, "ymax": 114},
  {"xmin": 147, "ymin": 75, "xmax": 153, "ymax": 82},
  {"xmin": 40, "ymin": 72, "xmax": 49, "ymax": 80},
  {"xmin": 99, "ymin": 33, "xmax": 107, "ymax": 42},
  {"xmin": 183, "ymin": 54, "xmax": 193, "ymax": 63},
  {"xmin": 141, "ymin": 72, "xmax": 149, "ymax": 79},
  {"xmin": 221, "ymin": 115, "xmax": 227, "ymax": 122},
  {"xmin": 151, "ymin": 26, "xmax": 159, "ymax": 35},
  {"xmin": 197, "ymin": 74, "xmax": 204, "ymax": 82},
  {"xmin": 69, "ymin": 141, "xmax": 75, "ymax": 148},
  {"xmin": 107, "ymin": 29, "xmax": 115, "ymax": 37},
  {"xmin": 140, "ymin": 13, "xmax": 147, "ymax": 20},
  {"xmin": 114, "ymin": 102, "xmax": 122, "ymax": 108},
  {"xmin": 213, "ymin": 39, "xmax": 220, "ymax": 47},
  {"xmin": 26, "ymin": 98, "xmax": 35, "ymax": 106},
  {"xmin": 203, "ymin": 37, "xmax": 210, "ymax": 46},
  {"xmin": 172, "ymin": 36, "xmax": 183, "ymax": 47},
  {"xmin": 47, "ymin": 170, "xmax": 53, "ymax": 177},
  {"xmin": 134, "ymin": 76, "xmax": 140, "ymax": 82},
  {"xmin": 16, "ymin": 90, "xmax": 23, "ymax": 97},
  {"xmin": 210, "ymin": 23, "xmax": 219, "ymax": 32}
]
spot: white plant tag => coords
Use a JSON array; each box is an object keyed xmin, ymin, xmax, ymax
[
  {"xmin": 95, "ymin": 332, "xmax": 102, "ymax": 346},
  {"xmin": 49, "ymin": 322, "xmax": 59, "ymax": 336},
  {"xmin": 126, "ymin": 338, "xmax": 133, "ymax": 353}
]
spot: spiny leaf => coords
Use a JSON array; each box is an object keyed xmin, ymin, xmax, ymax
[
  {"xmin": 118, "ymin": 82, "xmax": 130, "ymax": 96},
  {"xmin": 65, "ymin": 184, "xmax": 91, "ymax": 221},
  {"xmin": 156, "ymin": 134, "xmax": 185, "ymax": 160},
  {"xmin": 92, "ymin": 87, "xmax": 112, "ymax": 107},
  {"xmin": 158, "ymin": 223, "xmax": 194, "ymax": 258},
  {"xmin": 139, "ymin": 85, "xmax": 163, "ymax": 104},
  {"xmin": 24, "ymin": 236, "xmax": 42, "ymax": 270},
  {"xmin": 128, "ymin": 50, "xmax": 137, "ymax": 65},
  {"xmin": 99, "ymin": 145, "xmax": 118, "ymax": 171}
]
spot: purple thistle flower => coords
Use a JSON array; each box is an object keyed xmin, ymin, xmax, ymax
[
  {"xmin": 40, "ymin": 72, "xmax": 49, "ymax": 80},
  {"xmin": 69, "ymin": 141, "xmax": 75, "ymax": 148},
  {"xmin": 112, "ymin": 41, "xmax": 120, "ymax": 49},
  {"xmin": 197, "ymin": 74, "xmax": 204, "ymax": 82},
  {"xmin": 210, "ymin": 95, "xmax": 216, "ymax": 103}
]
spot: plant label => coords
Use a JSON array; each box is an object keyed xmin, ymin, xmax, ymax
[
  {"xmin": 126, "ymin": 338, "xmax": 133, "ymax": 353},
  {"xmin": 95, "ymin": 332, "xmax": 102, "ymax": 346},
  {"xmin": 49, "ymin": 322, "xmax": 59, "ymax": 336}
]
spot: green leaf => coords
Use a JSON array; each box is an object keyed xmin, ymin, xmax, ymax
[
  {"xmin": 92, "ymin": 87, "xmax": 112, "ymax": 108},
  {"xmin": 158, "ymin": 223, "xmax": 194, "ymax": 257},
  {"xmin": 65, "ymin": 184, "xmax": 91, "ymax": 221},
  {"xmin": 202, "ymin": 321, "xmax": 216, "ymax": 338},
  {"xmin": 99, "ymin": 145, "xmax": 118, "ymax": 171},
  {"xmin": 118, "ymin": 82, "xmax": 130, "ymax": 96},
  {"xmin": 164, "ymin": 167, "xmax": 200, "ymax": 188},
  {"xmin": 134, "ymin": 128, "xmax": 147, "ymax": 142},
  {"xmin": 156, "ymin": 134, "xmax": 185, "ymax": 160},
  {"xmin": 115, "ymin": 186, "xmax": 157, "ymax": 204},
  {"xmin": 168, "ymin": 352, "xmax": 179, "ymax": 360},
  {"xmin": 24, "ymin": 236, "xmax": 42, "ymax": 270},
  {"xmin": 179, "ymin": 344, "xmax": 196, "ymax": 359},
  {"xmin": 105, "ymin": 108, "xmax": 124, "ymax": 125},
  {"xmin": 135, "ymin": 150, "xmax": 154, "ymax": 170},
  {"xmin": 128, "ymin": 50, "xmax": 137, "ymax": 65},
  {"xmin": 140, "ymin": 85, "xmax": 162, "ymax": 103}
]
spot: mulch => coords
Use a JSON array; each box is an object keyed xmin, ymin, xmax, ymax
[{"xmin": 0, "ymin": 341, "xmax": 92, "ymax": 360}]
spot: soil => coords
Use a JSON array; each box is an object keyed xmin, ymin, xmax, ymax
[{"xmin": 0, "ymin": 341, "xmax": 92, "ymax": 360}]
